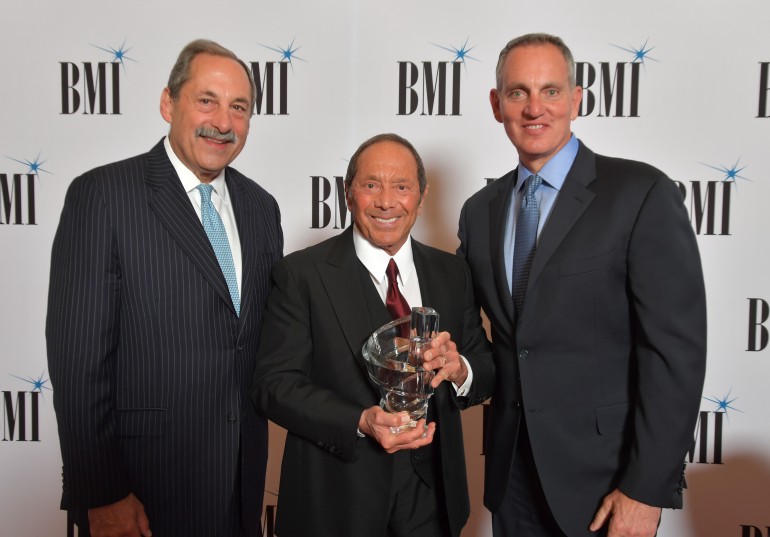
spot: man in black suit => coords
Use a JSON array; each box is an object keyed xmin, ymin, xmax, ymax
[
  {"xmin": 458, "ymin": 33, "xmax": 707, "ymax": 536},
  {"xmin": 46, "ymin": 39, "xmax": 282, "ymax": 537},
  {"xmin": 250, "ymin": 133, "xmax": 495, "ymax": 537}
]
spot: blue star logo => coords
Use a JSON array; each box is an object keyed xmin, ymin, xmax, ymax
[
  {"xmin": 611, "ymin": 38, "xmax": 659, "ymax": 66},
  {"xmin": 433, "ymin": 37, "xmax": 478, "ymax": 69},
  {"xmin": 10, "ymin": 372, "xmax": 53, "ymax": 395},
  {"xmin": 91, "ymin": 38, "xmax": 136, "ymax": 71},
  {"xmin": 702, "ymin": 158, "xmax": 749, "ymax": 184},
  {"xmin": 259, "ymin": 38, "xmax": 306, "ymax": 70},
  {"xmin": 703, "ymin": 390, "xmax": 742, "ymax": 416},
  {"xmin": 5, "ymin": 153, "xmax": 51, "ymax": 175}
]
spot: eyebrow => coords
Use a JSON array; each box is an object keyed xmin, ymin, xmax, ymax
[{"xmin": 197, "ymin": 89, "xmax": 251, "ymax": 106}]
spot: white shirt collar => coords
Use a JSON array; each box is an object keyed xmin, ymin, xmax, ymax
[
  {"xmin": 163, "ymin": 136, "xmax": 227, "ymax": 197},
  {"xmin": 352, "ymin": 224, "xmax": 415, "ymax": 285}
]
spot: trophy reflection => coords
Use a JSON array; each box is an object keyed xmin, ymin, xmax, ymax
[{"xmin": 362, "ymin": 307, "xmax": 440, "ymax": 433}]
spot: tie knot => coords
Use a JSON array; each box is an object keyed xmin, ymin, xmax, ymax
[
  {"xmin": 525, "ymin": 174, "xmax": 543, "ymax": 196},
  {"xmin": 386, "ymin": 258, "xmax": 400, "ymax": 286},
  {"xmin": 197, "ymin": 183, "xmax": 214, "ymax": 202}
]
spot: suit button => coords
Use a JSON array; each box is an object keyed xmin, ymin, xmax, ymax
[
  {"xmin": 226, "ymin": 414, "xmax": 238, "ymax": 423},
  {"xmin": 237, "ymin": 345, "xmax": 244, "ymax": 352},
  {"xmin": 512, "ymin": 401, "xmax": 521, "ymax": 408},
  {"xmin": 518, "ymin": 349, "xmax": 528, "ymax": 360}
]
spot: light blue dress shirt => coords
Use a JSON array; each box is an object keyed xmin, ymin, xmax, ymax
[{"xmin": 504, "ymin": 135, "xmax": 580, "ymax": 294}]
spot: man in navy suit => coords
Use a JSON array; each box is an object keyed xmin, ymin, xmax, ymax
[
  {"xmin": 47, "ymin": 39, "xmax": 282, "ymax": 537},
  {"xmin": 458, "ymin": 33, "xmax": 707, "ymax": 536}
]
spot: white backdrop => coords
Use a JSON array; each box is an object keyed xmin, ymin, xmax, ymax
[{"xmin": 1, "ymin": 1, "xmax": 768, "ymax": 535}]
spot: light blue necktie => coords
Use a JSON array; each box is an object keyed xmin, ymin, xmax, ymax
[
  {"xmin": 197, "ymin": 183, "xmax": 240, "ymax": 316},
  {"xmin": 512, "ymin": 174, "xmax": 543, "ymax": 316}
]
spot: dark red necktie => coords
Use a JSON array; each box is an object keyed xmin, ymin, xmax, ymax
[{"xmin": 386, "ymin": 259, "xmax": 411, "ymax": 323}]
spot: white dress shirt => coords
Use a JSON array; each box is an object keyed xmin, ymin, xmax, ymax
[
  {"xmin": 164, "ymin": 137, "xmax": 243, "ymax": 294},
  {"xmin": 352, "ymin": 225, "xmax": 473, "ymax": 396}
]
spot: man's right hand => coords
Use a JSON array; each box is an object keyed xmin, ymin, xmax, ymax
[
  {"xmin": 88, "ymin": 493, "xmax": 152, "ymax": 537},
  {"xmin": 358, "ymin": 405, "xmax": 436, "ymax": 453}
]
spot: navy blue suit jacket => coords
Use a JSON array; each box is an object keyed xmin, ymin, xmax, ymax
[{"xmin": 459, "ymin": 142, "xmax": 707, "ymax": 536}]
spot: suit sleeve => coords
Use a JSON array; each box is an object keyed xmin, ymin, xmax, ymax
[
  {"xmin": 456, "ymin": 258, "xmax": 495, "ymax": 408},
  {"xmin": 619, "ymin": 175, "xmax": 707, "ymax": 507},
  {"xmin": 46, "ymin": 175, "xmax": 131, "ymax": 509},
  {"xmin": 250, "ymin": 259, "xmax": 366, "ymax": 462}
]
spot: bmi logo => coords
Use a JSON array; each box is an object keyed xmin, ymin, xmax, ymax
[
  {"xmin": 262, "ymin": 491, "xmax": 278, "ymax": 537},
  {"xmin": 60, "ymin": 39, "xmax": 134, "ymax": 115},
  {"xmin": 758, "ymin": 61, "xmax": 770, "ymax": 118},
  {"xmin": 747, "ymin": 297, "xmax": 770, "ymax": 351},
  {"xmin": 689, "ymin": 390, "xmax": 740, "ymax": 465},
  {"xmin": 397, "ymin": 38, "xmax": 476, "ymax": 116},
  {"xmin": 674, "ymin": 159, "xmax": 748, "ymax": 236},
  {"xmin": 742, "ymin": 525, "xmax": 770, "ymax": 536},
  {"xmin": 310, "ymin": 174, "xmax": 349, "ymax": 230},
  {"xmin": 2, "ymin": 372, "xmax": 50, "ymax": 442},
  {"xmin": 576, "ymin": 39, "xmax": 656, "ymax": 118},
  {"xmin": 0, "ymin": 153, "xmax": 48, "ymax": 225},
  {"xmin": 250, "ymin": 39, "xmax": 305, "ymax": 116}
]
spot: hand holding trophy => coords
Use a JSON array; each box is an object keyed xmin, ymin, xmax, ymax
[{"xmin": 362, "ymin": 307, "xmax": 440, "ymax": 433}]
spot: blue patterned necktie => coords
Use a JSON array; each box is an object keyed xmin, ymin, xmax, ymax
[
  {"xmin": 512, "ymin": 174, "xmax": 543, "ymax": 316},
  {"xmin": 197, "ymin": 183, "xmax": 240, "ymax": 316}
]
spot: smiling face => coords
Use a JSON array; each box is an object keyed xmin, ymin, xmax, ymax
[
  {"xmin": 346, "ymin": 141, "xmax": 427, "ymax": 256},
  {"xmin": 490, "ymin": 43, "xmax": 582, "ymax": 173},
  {"xmin": 160, "ymin": 53, "xmax": 252, "ymax": 182}
]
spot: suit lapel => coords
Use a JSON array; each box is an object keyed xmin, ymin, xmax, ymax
[
  {"xmin": 527, "ymin": 143, "xmax": 597, "ymax": 290},
  {"xmin": 316, "ymin": 228, "xmax": 387, "ymax": 380},
  {"xmin": 489, "ymin": 171, "xmax": 517, "ymax": 325},
  {"xmin": 412, "ymin": 240, "xmax": 436, "ymax": 307},
  {"xmin": 412, "ymin": 241, "xmax": 453, "ymax": 413},
  {"xmin": 227, "ymin": 169, "xmax": 262, "ymax": 332},
  {"xmin": 144, "ymin": 140, "xmax": 235, "ymax": 316}
]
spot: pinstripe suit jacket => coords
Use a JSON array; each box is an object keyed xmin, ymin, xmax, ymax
[{"xmin": 46, "ymin": 139, "xmax": 283, "ymax": 537}]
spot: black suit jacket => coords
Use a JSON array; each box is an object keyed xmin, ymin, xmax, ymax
[
  {"xmin": 458, "ymin": 141, "xmax": 707, "ymax": 536},
  {"xmin": 250, "ymin": 227, "xmax": 495, "ymax": 537},
  {"xmin": 46, "ymin": 139, "xmax": 283, "ymax": 537}
]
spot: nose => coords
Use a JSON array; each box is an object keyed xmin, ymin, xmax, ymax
[
  {"xmin": 210, "ymin": 104, "xmax": 233, "ymax": 133},
  {"xmin": 373, "ymin": 187, "xmax": 397, "ymax": 210},
  {"xmin": 524, "ymin": 93, "xmax": 544, "ymax": 118}
]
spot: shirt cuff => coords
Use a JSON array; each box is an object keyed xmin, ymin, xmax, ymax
[{"xmin": 453, "ymin": 355, "xmax": 473, "ymax": 397}]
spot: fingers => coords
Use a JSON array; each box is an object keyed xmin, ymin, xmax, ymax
[
  {"xmin": 590, "ymin": 489, "xmax": 661, "ymax": 537},
  {"xmin": 361, "ymin": 407, "xmax": 436, "ymax": 453},
  {"xmin": 382, "ymin": 420, "xmax": 436, "ymax": 453},
  {"xmin": 589, "ymin": 496, "xmax": 612, "ymax": 532},
  {"xmin": 421, "ymin": 332, "xmax": 467, "ymax": 387},
  {"xmin": 133, "ymin": 495, "xmax": 152, "ymax": 537},
  {"xmin": 89, "ymin": 493, "xmax": 152, "ymax": 537}
]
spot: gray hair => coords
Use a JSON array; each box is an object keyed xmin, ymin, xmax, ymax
[
  {"xmin": 495, "ymin": 33, "xmax": 576, "ymax": 90},
  {"xmin": 166, "ymin": 39, "xmax": 257, "ymax": 114},
  {"xmin": 344, "ymin": 133, "xmax": 427, "ymax": 197}
]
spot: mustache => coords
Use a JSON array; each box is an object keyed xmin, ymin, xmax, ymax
[{"xmin": 195, "ymin": 126, "xmax": 237, "ymax": 143}]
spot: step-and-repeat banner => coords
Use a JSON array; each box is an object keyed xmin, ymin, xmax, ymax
[{"xmin": 1, "ymin": 1, "xmax": 768, "ymax": 535}]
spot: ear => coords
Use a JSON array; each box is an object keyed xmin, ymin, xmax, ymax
[
  {"xmin": 489, "ymin": 89, "xmax": 503, "ymax": 123},
  {"xmin": 417, "ymin": 184, "xmax": 429, "ymax": 215},
  {"xmin": 160, "ymin": 88, "xmax": 174, "ymax": 123},
  {"xmin": 570, "ymin": 85, "xmax": 583, "ymax": 121}
]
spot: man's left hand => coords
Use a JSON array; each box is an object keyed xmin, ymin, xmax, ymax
[
  {"xmin": 421, "ymin": 331, "xmax": 467, "ymax": 388},
  {"xmin": 589, "ymin": 489, "xmax": 661, "ymax": 537}
]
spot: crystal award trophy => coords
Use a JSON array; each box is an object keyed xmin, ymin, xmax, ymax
[{"xmin": 362, "ymin": 307, "xmax": 440, "ymax": 433}]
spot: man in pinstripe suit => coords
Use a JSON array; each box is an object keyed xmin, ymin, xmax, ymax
[{"xmin": 46, "ymin": 39, "xmax": 282, "ymax": 537}]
